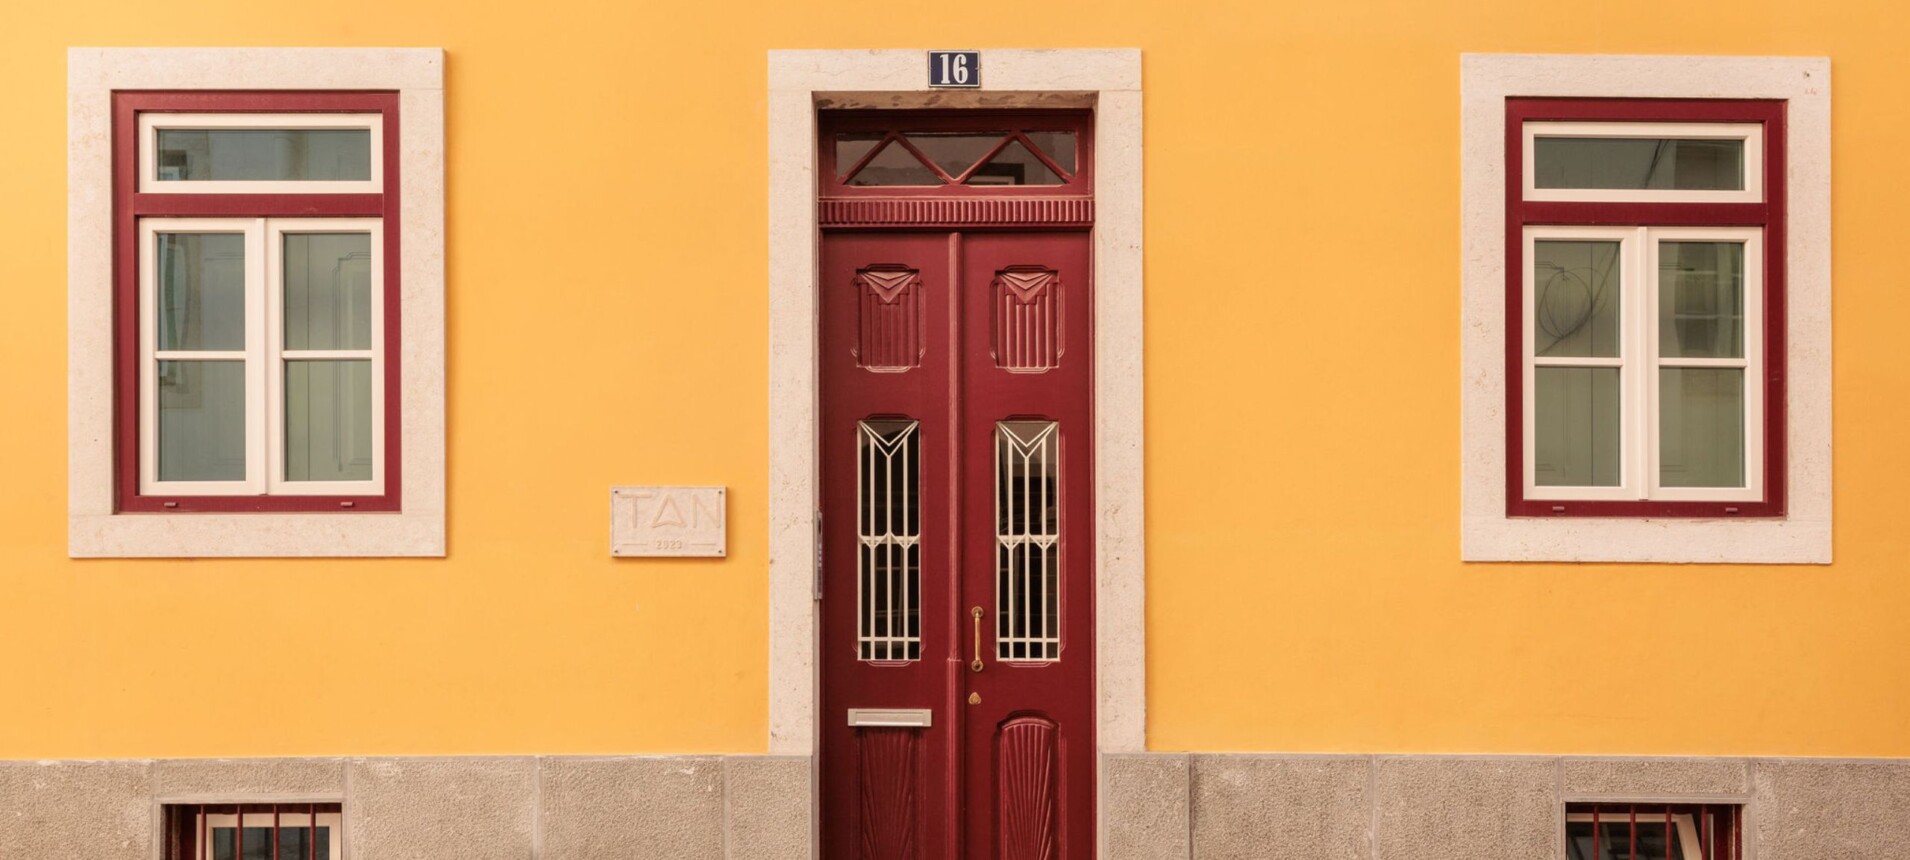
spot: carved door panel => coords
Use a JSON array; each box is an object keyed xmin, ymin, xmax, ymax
[{"xmin": 821, "ymin": 229, "xmax": 1093, "ymax": 860}]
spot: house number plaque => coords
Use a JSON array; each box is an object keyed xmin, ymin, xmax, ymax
[
  {"xmin": 611, "ymin": 486, "xmax": 726, "ymax": 557},
  {"xmin": 928, "ymin": 50, "xmax": 981, "ymax": 88}
]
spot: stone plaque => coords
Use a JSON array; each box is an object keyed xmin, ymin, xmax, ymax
[{"xmin": 611, "ymin": 486, "xmax": 726, "ymax": 557}]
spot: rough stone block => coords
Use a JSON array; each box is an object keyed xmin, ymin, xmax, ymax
[
  {"xmin": 1375, "ymin": 757, "xmax": 1559, "ymax": 860},
  {"xmin": 156, "ymin": 757, "xmax": 344, "ymax": 798},
  {"xmin": 1105, "ymin": 753, "xmax": 1190, "ymax": 860},
  {"xmin": 1755, "ymin": 759, "xmax": 1910, "ymax": 860},
  {"xmin": 346, "ymin": 757, "xmax": 535, "ymax": 859},
  {"xmin": 1561, "ymin": 757, "xmax": 1748, "ymax": 797},
  {"xmin": 0, "ymin": 759, "xmax": 152, "ymax": 860},
  {"xmin": 540, "ymin": 756, "xmax": 724, "ymax": 859},
  {"xmin": 725, "ymin": 756, "xmax": 810, "ymax": 860},
  {"xmin": 1192, "ymin": 755, "xmax": 1370, "ymax": 860}
]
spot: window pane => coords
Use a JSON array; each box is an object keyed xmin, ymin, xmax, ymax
[
  {"xmin": 858, "ymin": 420, "xmax": 921, "ymax": 661},
  {"xmin": 997, "ymin": 421, "xmax": 1059, "ymax": 661},
  {"xmin": 1660, "ymin": 368, "xmax": 1745, "ymax": 488},
  {"xmin": 1565, "ymin": 821, "xmax": 1677, "ymax": 860},
  {"xmin": 157, "ymin": 233, "xmax": 246, "ymax": 352},
  {"xmin": 285, "ymin": 360, "xmax": 373, "ymax": 482},
  {"xmin": 1535, "ymin": 367, "xmax": 1622, "ymax": 487},
  {"xmin": 1534, "ymin": 136, "xmax": 1744, "ymax": 191},
  {"xmin": 158, "ymin": 361, "xmax": 246, "ymax": 482},
  {"xmin": 284, "ymin": 233, "xmax": 373, "ymax": 351},
  {"xmin": 845, "ymin": 139, "xmax": 942, "ymax": 186},
  {"xmin": 156, "ymin": 128, "xmax": 372, "ymax": 182},
  {"xmin": 905, "ymin": 132, "xmax": 1006, "ymax": 179},
  {"xmin": 1533, "ymin": 240, "xmax": 1622, "ymax": 358},
  {"xmin": 1659, "ymin": 242, "xmax": 1745, "ymax": 359},
  {"xmin": 835, "ymin": 133, "xmax": 885, "ymax": 179},
  {"xmin": 965, "ymin": 137, "xmax": 1063, "ymax": 186},
  {"xmin": 1022, "ymin": 131, "xmax": 1077, "ymax": 174}
]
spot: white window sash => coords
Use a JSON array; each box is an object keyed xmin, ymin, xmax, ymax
[
  {"xmin": 138, "ymin": 217, "xmax": 384, "ymax": 497},
  {"xmin": 1522, "ymin": 225, "xmax": 1764, "ymax": 503},
  {"xmin": 1523, "ymin": 121, "xmax": 1764, "ymax": 205},
  {"xmin": 138, "ymin": 113, "xmax": 384, "ymax": 195}
]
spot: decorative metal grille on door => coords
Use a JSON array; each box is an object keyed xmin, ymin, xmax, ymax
[
  {"xmin": 996, "ymin": 420, "xmax": 1060, "ymax": 661},
  {"xmin": 859, "ymin": 419, "xmax": 922, "ymax": 661}
]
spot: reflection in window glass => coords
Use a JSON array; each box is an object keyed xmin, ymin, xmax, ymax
[
  {"xmin": 1534, "ymin": 241, "xmax": 1622, "ymax": 358},
  {"xmin": 845, "ymin": 139, "xmax": 942, "ymax": 186},
  {"xmin": 1535, "ymin": 136, "xmax": 1744, "ymax": 191},
  {"xmin": 1535, "ymin": 367, "xmax": 1622, "ymax": 487},
  {"xmin": 835, "ymin": 133, "xmax": 885, "ymax": 180},
  {"xmin": 1660, "ymin": 368, "xmax": 1745, "ymax": 488},
  {"xmin": 1022, "ymin": 131, "xmax": 1077, "ymax": 174},
  {"xmin": 286, "ymin": 361, "xmax": 373, "ymax": 482},
  {"xmin": 158, "ymin": 361, "xmax": 247, "ymax": 482},
  {"xmin": 283, "ymin": 233, "xmax": 373, "ymax": 351},
  {"xmin": 156, "ymin": 129, "xmax": 372, "ymax": 182},
  {"xmin": 1658, "ymin": 242, "xmax": 1745, "ymax": 359},
  {"xmin": 211, "ymin": 825, "xmax": 331, "ymax": 860},
  {"xmin": 905, "ymin": 132, "xmax": 1005, "ymax": 179},
  {"xmin": 966, "ymin": 138, "xmax": 1063, "ymax": 186},
  {"xmin": 157, "ymin": 233, "xmax": 246, "ymax": 352}
]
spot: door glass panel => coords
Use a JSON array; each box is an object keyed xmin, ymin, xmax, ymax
[
  {"xmin": 156, "ymin": 128, "xmax": 372, "ymax": 182},
  {"xmin": 1658, "ymin": 242, "xmax": 1745, "ymax": 359},
  {"xmin": 1535, "ymin": 367, "xmax": 1622, "ymax": 487},
  {"xmin": 845, "ymin": 139, "xmax": 942, "ymax": 186},
  {"xmin": 904, "ymin": 132, "xmax": 1006, "ymax": 179},
  {"xmin": 965, "ymin": 138, "xmax": 1063, "ymax": 186},
  {"xmin": 858, "ymin": 420, "xmax": 921, "ymax": 661},
  {"xmin": 1533, "ymin": 240, "xmax": 1622, "ymax": 358},
  {"xmin": 283, "ymin": 233, "xmax": 373, "ymax": 351},
  {"xmin": 996, "ymin": 421, "xmax": 1059, "ymax": 661},
  {"xmin": 285, "ymin": 360, "xmax": 374, "ymax": 482},
  {"xmin": 157, "ymin": 232, "xmax": 246, "ymax": 352},
  {"xmin": 1659, "ymin": 368, "xmax": 1745, "ymax": 488},
  {"xmin": 1534, "ymin": 136, "xmax": 1744, "ymax": 191},
  {"xmin": 1022, "ymin": 131, "xmax": 1077, "ymax": 175},
  {"xmin": 834, "ymin": 133, "xmax": 886, "ymax": 180},
  {"xmin": 157, "ymin": 360, "xmax": 246, "ymax": 482}
]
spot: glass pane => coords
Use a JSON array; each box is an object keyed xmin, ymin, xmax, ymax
[
  {"xmin": 158, "ymin": 361, "xmax": 246, "ymax": 482},
  {"xmin": 1535, "ymin": 367, "xmax": 1622, "ymax": 487},
  {"xmin": 1565, "ymin": 821, "xmax": 1678, "ymax": 860},
  {"xmin": 1533, "ymin": 240, "xmax": 1622, "ymax": 358},
  {"xmin": 997, "ymin": 421, "xmax": 1059, "ymax": 661},
  {"xmin": 858, "ymin": 420, "xmax": 921, "ymax": 661},
  {"xmin": 845, "ymin": 139, "xmax": 942, "ymax": 186},
  {"xmin": 1659, "ymin": 242, "xmax": 1745, "ymax": 359},
  {"xmin": 1660, "ymin": 368, "xmax": 1745, "ymax": 488},
  {"xmin": 905, "ymin": 132, "xmax": 1007, "ymax": 179},
  {"xmin": 1535, "ymin": 136, "xmax": 1744, "ymax": 191},
  {"xmin": 157, "ymin": 233, "xmax": 246, "ymax": 352},
  {"xmin": 284, "ymin": 233, "xmax": 373, "ymax": 351},
  {"xmin": 286, "ymin": 361, "xmax": 374, "ymax": 482},
  {"xmin": 156, "ymin": 128, "xmax": 372, "ymax": 182},
  {"xmin": 834, "ymin": 133, "xmax": 885, "ymax": 179},
  {"xmin": 1022, "ymin": 131, "xmax": 1077, "ymax": 174},
  {"xmin": 965, "ymin": 137, "xmax": 1063, "ymax": 186}
]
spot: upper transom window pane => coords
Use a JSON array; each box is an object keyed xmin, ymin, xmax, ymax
[
  {"xmin": 139, "ymin": 113, "xmax": 382, "ymax": 193},
  {"xmin": 1524, "ymin": 122, "xmax": 1761, "ymax": 203}
]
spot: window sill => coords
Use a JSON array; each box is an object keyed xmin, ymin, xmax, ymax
[
  {"xmin": 1462, "ymin": 515, "xmax": 1829, "ymax": 564},
  {"xmin": 69, "ymin": 512, "xmax": 444, "ymax": 558}
]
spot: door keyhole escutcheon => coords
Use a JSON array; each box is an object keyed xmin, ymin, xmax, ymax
[{"xmin": 971, "ymin": 606, "xmax": 985, "ymax": 672}]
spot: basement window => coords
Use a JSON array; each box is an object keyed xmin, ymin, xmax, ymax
[
  {"xmin": 1565, "ymin": 803, "xmax": 1741, "ymax": 860},
  {"xmin": 162, "ymin": 803, "xmax": 342, "ymax": 860}
]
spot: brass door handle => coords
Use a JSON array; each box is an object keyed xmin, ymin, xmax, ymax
[{"xmin": 970, "ymin": 606, "xmax": 985, "ymax": 672}]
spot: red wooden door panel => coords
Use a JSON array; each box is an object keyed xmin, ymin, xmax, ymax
[{"xmin": 821, "ymin": 229, "xmax": 1093, "ymax": 860}]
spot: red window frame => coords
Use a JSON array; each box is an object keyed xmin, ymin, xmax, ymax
[
  {"xmin": 113, "ymin": 91, "xmax": 402, "ymax": 514},
  {"xmin": 1505, "ymin": 98, "xmax": 1786, "ymax": 518}
]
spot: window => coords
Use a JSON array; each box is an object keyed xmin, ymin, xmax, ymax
[
  {"xmin": 1458, "ymin": 54, "xmax": 1829, "ymax": 564},
  {"xmin": 162, "ymin": 803, "xmax": 342, "ymax": 860},
  {"xmin": 1507, "ymin": 99, "xmax": 1785, "ymax": 518},
  {"xmin": 1565, "ymin": 803, "xmax": 1741, "ymax": 860},
  {"xmin": 118, "ymin": 97, "xmax": 396, "ymax": 513},
  {"xmin": 822, "ymin": 112, "xmax": 1091, "ymax": 194},
  {"xmin": 69, "ymin": 48, "xmax": 444, "ymax": 557}
]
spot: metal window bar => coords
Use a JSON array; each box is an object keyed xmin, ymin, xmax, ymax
[
  {"xmin": 857, "ymin": 420, "xmax": 922, "ymax": 661},
  {"xmin": 1565, "ymin": 802, "xmax": 1741, "ymax": 860},
  {"xmin": 996, "ymin": 421, "xmax": 1060, "ymax": 661},
  {"xmin": 163, "ymin": 802, "xmax": 342, "ymax": 860}
]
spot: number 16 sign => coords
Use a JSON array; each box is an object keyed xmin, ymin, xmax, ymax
[{"xmin": 928, "ymin": 51, "xmax": 981, "ymax": 88}]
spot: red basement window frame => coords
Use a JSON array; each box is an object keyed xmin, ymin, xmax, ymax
[
  {"xmin": 1505, "ymin": 98, "xmax": 1786, "ymax": 518},
  {"xmin": 113, "ymin": 91, "xmax": 401, "ymax": 513}
]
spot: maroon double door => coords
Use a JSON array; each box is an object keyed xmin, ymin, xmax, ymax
[{"xmin": 820, "ymin": 220, "xmax": 1094, "ymax": 858}]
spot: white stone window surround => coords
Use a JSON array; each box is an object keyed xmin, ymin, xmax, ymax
[
  {"xmin": 68, "ymin": 48, "xmax": 446, "ymax": 558},
  {"xmin": 1461, "ymin": 54, "xmax": 1831, "ymax": 564},
  {"xmin": 767, "ymin": 48, "xmax": 1144, "ymax": 853}
]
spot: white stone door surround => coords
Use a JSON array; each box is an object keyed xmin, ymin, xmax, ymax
[{"xmin": 766, "ymin": 47, "xmax": 1145, "ymax": 853}]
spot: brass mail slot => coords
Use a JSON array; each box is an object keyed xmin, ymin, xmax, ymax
[{"xmin": 846, "ymin": 708, "xmax": 933, "ymax": 728}]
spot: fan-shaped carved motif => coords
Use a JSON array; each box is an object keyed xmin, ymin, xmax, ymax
[
  {"xmin": 992, "ymin": 266, "xmax": 1062, "ymax": 372},
  {"xmin": 998, "ymin": 716, "xmax": 1059, "ymax": 860},
  {"xmin": 857, "ymin": 727, "xmax": 921, "ymax": 860},
  {"xmin": 855, "ymin": 265, "xmax": 925, "ymax": 372}
]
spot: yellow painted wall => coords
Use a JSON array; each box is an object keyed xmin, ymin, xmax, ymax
[{"xmin": 3, "ymin": 0, "xmax": 1907, "ymax": 760}]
